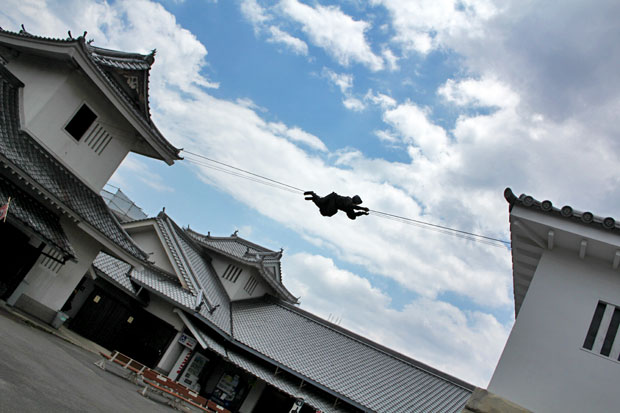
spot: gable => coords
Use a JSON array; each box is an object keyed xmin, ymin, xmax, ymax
[
  {"xmin": 125, "ymin": 223, "xmax": 177, "ymax": 277},
  {"xmin": 210, "ymin": 254, "xmax": 272, "ymax": 302},
  {"xmin": 90, "ymin": 48, "xmax": 153, "ymax": 120}
]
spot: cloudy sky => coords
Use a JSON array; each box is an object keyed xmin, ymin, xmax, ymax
[{"xmin": 3, "ymin": 0, "xmax": 619, "ymax": 387}]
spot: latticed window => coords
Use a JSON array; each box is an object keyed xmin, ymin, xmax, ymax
[
  {"xmin": 222, "ymin": 264, "xmax": 242, "ymax": 283},
  {"xmin": 583, "ymin": 300, "xmax": 620, "ymax": 359}
]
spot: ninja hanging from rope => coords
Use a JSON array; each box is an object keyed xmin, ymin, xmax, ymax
[{"xmin": 304, "ymin": 191, "xmax": 369, "ymax": 220}]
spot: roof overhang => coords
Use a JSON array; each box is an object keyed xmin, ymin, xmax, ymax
[
  {"xmin": 509, "ymin": 205, "xmax": 620, "ymax": 316},
  {"xmin": 0, "ymin": 31, "xmax": 180, "ymax": 164},
  {"xmin": 0, "ymin": 174, "xmax": 75, "ymax": 261}
]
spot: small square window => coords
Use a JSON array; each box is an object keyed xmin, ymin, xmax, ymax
[{"xmin": 65, "ymin": 104, "xmax": 97, "ymax": 141}]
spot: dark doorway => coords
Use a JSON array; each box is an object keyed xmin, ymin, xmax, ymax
[
  {"xmin": 252, "ymin": 385, "xmax": 297, "ymax": 413},
  {"xmin": 0, "ymin": 223, "xmax": 42, "ymax": 300},
  {"xmin": 69, "ymin": 287, "xmax": 176, "ymax": 367}
]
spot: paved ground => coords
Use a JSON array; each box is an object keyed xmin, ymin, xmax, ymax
[{"xmin": 0, "ymin": 306, "xmax": 175, "ymax": 413}]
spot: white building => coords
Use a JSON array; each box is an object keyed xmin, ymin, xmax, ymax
[
  {"xmin": 487, "ymin": 188, "xmax": 620, "ymax": 412},
  {"xmin": 0, "ymin": 27, "xmax": 180, "ymax": 323}
]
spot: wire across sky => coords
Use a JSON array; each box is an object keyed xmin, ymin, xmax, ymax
[{"xmin": 182, "ymin": 150, "xmax": 511, "ymax": 248}]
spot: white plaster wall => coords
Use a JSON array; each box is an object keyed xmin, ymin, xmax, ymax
[
  {"xmin": 21, "ymin": 216, "xmax": 100, "ymax": 312},
  {"xmin": 210, "ymin": 257, "xmax": 270, "ymax": 301},
  {"xmin": 7, "ymin": 54, "xmax": 135, "ymax": 191},
  {"xmin": 488, "ymin": 248, "xmax": 620, "ymax": 413},
  {"xmin": 145, "ymin": 295, "xmax": 184, "ymax": 331},
  {"xmin": 157, "ymin": 331, "xmax": 184, "ymax": 374},
  {"xmin": 127, "ymin": 226, "xmax": 176, "ymax": 274},
  {"xmin": 239, "ymin": 379, "xmax": 266, "ymax": 413}
]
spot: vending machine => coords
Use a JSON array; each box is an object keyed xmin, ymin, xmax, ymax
[{"xmin": 178, "ymin": 352, "xmax": 209, "ymax": 392}]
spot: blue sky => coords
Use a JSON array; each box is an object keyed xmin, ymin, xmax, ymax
[{"xmin": 3, "ymin": 0, "xmax": 620, "ymax": 387}]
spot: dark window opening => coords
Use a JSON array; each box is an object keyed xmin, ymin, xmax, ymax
[
  {"xmin": 65, "ymin": 104, "xmax": 97, "ymax": 141},
  {"xmin": 601, "ymin": 308, "xmax": 620, "ymax": 356},
  {"xmin": 583, "ymin": 301, "xmax": 606, "ymax": 350}
]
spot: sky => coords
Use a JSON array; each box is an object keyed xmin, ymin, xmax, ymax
[{"xmin": 3, "ymin": 0, "xmax": 620, "ymax": 387}]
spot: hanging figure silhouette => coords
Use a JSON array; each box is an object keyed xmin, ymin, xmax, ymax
[{"xmin": 304, "ymin": 191, "xmax": 369, "ymax": 220}]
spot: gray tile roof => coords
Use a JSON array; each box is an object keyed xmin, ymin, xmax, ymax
[
  {"xmin": 92, "ymin": 252, "xmax": 137, "ymax": 296},
  {"xmin": 155, "ymin": 214, "xmax": 232, "ymax": 334},
  {"xmin": 131, "ymin": 266, "xmax": 196, "ymax": 310},
  {"xmin": 155, "ymin": 217, "xmax": 198, "ymax": 294},
  {"xmin": 232, "ymin": 298, "xmax": 473, "ymax": 413},
  {"xmin": 0, "ymin": 28, "xmax": 181, "ymax": 163},
  {"xmin": 226, "ymin": 349, "xmax": 351, "ymax": 413},
  {"xmin": 186, "ymin": 229, "xmax": 298, "ymax": 304},
  {"xmin": 0, "ymin": 174, "xmax": 75, "ymax": 260},
  {"xmin": 90, "ymin": 49, "xmax": 153, "ymax": 71},
  {"xmin": 0, "ymin": 64, "xmax": 148, "ymax": 262},
  {"xmin": 194, "ymin": 235, "xmax": 275, "ymax": 259},
  {"xmin": 505, "ymin": 187, "xmax": 620, "ymax": 233}
]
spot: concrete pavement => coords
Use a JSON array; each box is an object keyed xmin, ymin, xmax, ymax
[{"xmin": 0, "ymin": 301, "xmax": 175, "ymax": 413}]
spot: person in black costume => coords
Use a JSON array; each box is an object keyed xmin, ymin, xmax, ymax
[{"xmin": 304, "ymin": 191, "xmax": 369, "ymax": 220}]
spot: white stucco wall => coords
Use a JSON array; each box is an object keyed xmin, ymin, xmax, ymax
[
  {"xmin": 127, "ymin": 225, "xmax": 176, "ymax": 275},
  {"xmin": 488, "ymin": 248, "xmax": 620, "ymax": 413},
  {"xmin": 19, "ymin": 216, "xmax": 100, "ymax": 312},
  {"xmin": 145, "ymin": 295, "xmax": 184, "ymax": 332},
  {"xmin": 7, "ymin": 54, "xmax": 136, "ymax": 191},
  {"xmin": 211, "ymin": 257, "xmax": 269, "ymax": 301}
]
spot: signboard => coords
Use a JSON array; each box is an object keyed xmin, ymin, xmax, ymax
[{"xmin": 179, "ymin": 333, "xmax": 197, "ymax": 350}]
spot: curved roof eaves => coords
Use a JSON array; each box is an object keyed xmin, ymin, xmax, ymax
[{"xmin": 505, "ymin": 187, "xmax": 620, "ymax": 233}]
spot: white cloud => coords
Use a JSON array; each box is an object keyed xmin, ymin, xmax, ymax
[
  {"xmin": 240, "ymin": 0, "xmax": 270, "ymax": 27},
  {"xmin": 371, "ymin": 0, "xmax": 498, "ymax": 54},
  {"xmin": 322, "ymin": 68, "xmax": 353, "ymax": 94},
  {"xmin": 265, "ymin": 122, "xmax": 327, "ymax": 152},
  {"xmin": 110, "ymin": 155, "xmax": 174, "ymax": 193},
  {"xmin": 382, "ymin": 47, "xmax": 399, "ymax": 71},
  {"xmin": 322, "ymin": 68, "xmax": 368, "ymax": 111},
  {"xmin": 438, "ymin": 77, "xmax": 519, "ymax": 109},
  {"xmin": 381, "ymin": 102, "xmax": 450, "ymax": 159},
  {"xmin": 342, "ymin": 97, "xmax": 365, "ymax": 111},
  {"xmin": 279, "ymin": 0, "xmax": 384, "ymax": 71},
  {"xmin": 267, "ymin": 25, "xmax": 308, "ymax": 55},
  {"xmin": 364, "ymin": 89, "xmax": 397, "ymax": 109}
]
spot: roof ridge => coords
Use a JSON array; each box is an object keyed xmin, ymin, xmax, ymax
[
  {"xmin": 505, "ymin": 187, "xmax": 620, "ymax": 232},
  {"xmin": 188, "ymin": 228, "xmax": 277, "ymax": 253},
  {"xmin": 88, "ymin": 45, "xmax": 156, "ymax": 64}
]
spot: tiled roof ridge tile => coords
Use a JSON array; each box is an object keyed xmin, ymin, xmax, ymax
[
  {"xmin": 186, "ymin": 227, "xmax": 277, "ymax": 254},
  {"xmin": 155, "ymin": 216, "xmax": 197, "ymax": 294},
  {"xmin": 0, "ymin": 26, "xmax": 76, "ymax": 43},
  {"xmin": 505, "ymin": 187, "xmax": 620, "ymax": 233},
  {"xmin": 88, "ymin": 45, "xmax": 156, "ymax": 67},
  {"xmin": 261, "ymin": 296, "xmax": 475, "ymax": 391}
]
